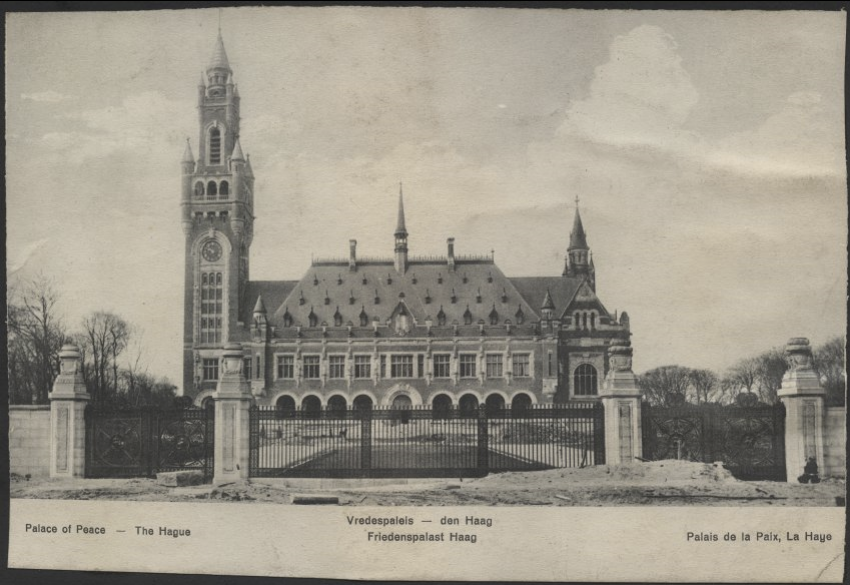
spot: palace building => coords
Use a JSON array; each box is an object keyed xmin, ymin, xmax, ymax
[{"xmin": 181, "ymin": 34, "xmax": 632, "ymax": 411}]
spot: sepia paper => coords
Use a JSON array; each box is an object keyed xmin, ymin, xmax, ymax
[{"xmin": 5, "ymin": 5, "xmax": 847, "ymax": 582}]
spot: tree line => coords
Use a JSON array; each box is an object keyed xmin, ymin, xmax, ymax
[
  {"xmin": 8, "ymin": 274, "xmax": 177, "ymax": 407},
  {"xmin": 638, "ymin": 337, "xmax": 845, "ymax": 407}
]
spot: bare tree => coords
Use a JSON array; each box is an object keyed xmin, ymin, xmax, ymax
[
  {"xmin": 754, "ymin": 347, "xmax": 787, "ymax": 404},
  {"xmin": 638, "ymin": 365, "xmax": 693, "ymax": 406},
  {"xmin": 6, "ymin": 274, "xmax": 66, "ymax": 404},
  {"xmin": 724, "ymin": 356, "xmax": 759, "ymax": 400},
  {"xmin": 77, "ymin": 312, "xmax": 131, "ymax": 405},
  {"xmin": 688, "ymin": 368, "xmax": 722, "ymax": 404},
  {"xmin": 813, "ymin": 336, "xmax": 846, "ymax": 406}
]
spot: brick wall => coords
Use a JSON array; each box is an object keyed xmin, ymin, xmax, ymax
[
  {"xmin": 9, "ymin": 406, "xmax": 51, "ymax": 477},
  {"xmin": 822, "ymin": 406, "xmax": 846, "ymax": 478}
]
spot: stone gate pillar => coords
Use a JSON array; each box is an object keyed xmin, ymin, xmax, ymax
[
  {"xmin": 599, "ymin": 343, "xmax": 642, "ymax": 465},
  {"xmin": 777, "ymin": 337, "xmax": 826, "ymax": 482},
  {"xmin": 214, "ymin": 342, "xmax": 253, "ymax": 483},
  {"xmin": 49, "ymin": 343, "xmax": 90, "ymax": 478}
]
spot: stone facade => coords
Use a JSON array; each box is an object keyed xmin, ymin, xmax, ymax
[
  {"xmin": 9, "ymin": 406, "xmax": 51, "ymax": 477},
  {"xmin": 182, "ymin": 34, "xmax": 632, "ymax": 410},
  {"xmin": 822, "ymin": 406, "xmax": 846, "ymax": 478}
]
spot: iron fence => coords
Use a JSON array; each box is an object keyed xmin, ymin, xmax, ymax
[
  {"xmin": 85, "ymin": 404, "xmax": 214, "ymax": 479},
  {"xmin": 249, "ymin": 402, "xmax": 604, "ymax": 478},
  {"xmin": 641, "ymin": 402, "xmax": 786, "ymax": 481}
]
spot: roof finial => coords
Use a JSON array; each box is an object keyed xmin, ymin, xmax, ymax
[
  {"xmin": 218, "ymin": 8, "xmax": 222, "ymax": 35},
  {"xmin": 575, "ymin": 194, "xmax": 580, "ymax": 208}
]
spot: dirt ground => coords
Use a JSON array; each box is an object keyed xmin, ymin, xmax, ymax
[{"xmin": 10, "ymin": 461, "xmax": 846, "ymax": 506}]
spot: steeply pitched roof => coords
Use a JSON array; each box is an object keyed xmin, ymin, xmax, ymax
[
  {"xmin": 268, "ymin": 260, "xmax": 538, "ymax": 331},
  {"xmin": 241, "ymin": 280, "xmax": 298, "ymax": 324},
  {"xmin": 509, "ymin": 276, "xmax": 582, "ymax": 318},
  {"xmin": 181, "ymin": 139, "xmax": 194, "ymax": 163}
]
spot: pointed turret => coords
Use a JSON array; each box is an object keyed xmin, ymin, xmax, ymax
[
  {"xmin": 231, "ymin": 138, "xmax": 245, "ymax": 161},
  {"xmin": 541, "ymin": 289, "xmax": 556, "ymax": 321},
  {"xmin": 564, "ymin": 198, "xmax": 592, "ymax": 278},
  {"xmin": 394, "ymin": 183, "xmax": 408, "ymax": 274},
  {"xmin": 253, "ymin": 295, "xmax": 266, "ymax": 314},
  {"xmin": 182, "ymin": 139, "xmax": 194, "ymax": 164}
]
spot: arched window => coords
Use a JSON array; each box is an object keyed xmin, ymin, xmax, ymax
[
  {"xmin": 459, "ymin": 394, "xmax": 479, "ymax": 416},
  {"xmin": 282, "ymin": 308, "xmax": 293, "ymax": 328},
  {"xmin": 353, "ymin": 395, "xmax": 373, "ymax": 412},
  {"xmin": 200, "ymin": 396, "xmax": 214, "ymax": 410},
  {"xmin": 194, "ymin": 181, "xmax": 205, "ymax": 198},
  {"xmin": 302, "ymin": 395, "xmax": 321, "ymax": 419},
  {"xmin": 582, "ymin": 313, "xmax": 588, "ymax": 330},
  {"xmin": 574, "ymin": 312, "xmax": 581, "ymax": 329},
  {"xmin": 511, "ymin": 393, "xmax": 532, "ymax": 416},
  {"xmin": 432, "ymin": 394, "xmax": 452, "ymax": 420},
  {"xmin": 359, "ymin": 307, "xmax": 368, "ymax": 327},
  {"xmin": 391, "ymin": 394, "xmax": 412, "ymax": 424},
  {"xmin": 308, "ymin": 308, "xmax": 318, "ymax": 328},
  {"xmin": 207, "ymin": 181, "xmax": 217, "ymax": 199},
  {"xmin": 489, "ymin": 306, "xmax": 499, "ymax": 326},
  {"xmin": 209, "ymin": 127, "xmax": 222, "ymax": 165},
  {"xmin": 333, "ymin": 307, "xmax": 343, "ymax": 327},
  {"xmin": 515, "ymin": 306, "xmax": 525, "ymax": 325},
  {"xmin": 276, "ymin": 395, "xmax": 296, "ymax": 419},
  {"xmin": 327, "ymin": 395, "xmax": 347, "ymax": 419},
  {"xmin": 574, "ymin": 364, "xmax": 598, "ymax": 396},
  {"xmin": 219, "ymin": 180, "xmax": 229, "ymax": 198},
  {"xmin": 590, "ymin": 312, "xmax": 596, "ymax": 330},
  {"xmin": 485, "ymin": 393, "xmax": 505, "ymax": 416},
  {"xmin": 463, "ymin": 306, "xmax": 473, "ymax": 326}
]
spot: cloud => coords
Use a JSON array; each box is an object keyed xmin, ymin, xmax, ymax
[
  {"xmin": 41, "ymin": 91, "xmax": 193, "ymax": 164},
  {"xmin": 21, "ymin": 90, "xmax": 74, "ymax": 103},
  {"xmin": 549, "ymin": 25, "xmax": 844, "ymax": 180}
]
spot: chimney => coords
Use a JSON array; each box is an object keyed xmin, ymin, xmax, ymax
[
  {"xmin": 447, "ymin": 237, "xmax": 456, "ymax": 271},
  {"xmin": 349, "ymin": 239, "xmax": 357, "ymax": 271}
]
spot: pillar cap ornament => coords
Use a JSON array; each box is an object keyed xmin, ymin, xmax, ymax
[{"xmin": 778, "ymin": 336, "xmax": 824, "ymax": 397}]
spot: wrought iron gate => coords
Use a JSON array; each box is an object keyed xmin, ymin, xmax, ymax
[
  {"xmin": 641, "ymin": 402, "xmax": 786, "ymax": 480},
  {"xmin": 85, "ymin": 404, "xmax": 215, "ymax": 479},
  {"xmin": 249, "ymin": 403, "xmax": 605, "ymax": 478}
]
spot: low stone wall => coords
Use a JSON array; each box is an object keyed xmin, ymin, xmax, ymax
[
  {"xmin": 822, "ymin": 406, "xmax": 846, "ymax": 478},
  {"xmin": 9, "ymin": 405, "xmax": 51, "ymax": 477}
]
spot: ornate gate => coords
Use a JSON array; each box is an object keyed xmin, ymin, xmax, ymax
[
  {"xmin": 249, "ymin": 403, "xmax": 605, "ymax": 478},
  {"xmin": 641, "ymin": 402, "xmax": 786, "ymax": 480},
  {"xmin": 85, "ymin": 404, "xmax": 215, "ymax": 479}
]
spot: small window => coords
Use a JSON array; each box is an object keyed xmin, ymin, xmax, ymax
[
  {"xmin": 512, "ymin": 354, "xmax": 530, "ymax": 378},
  {"xmin": 209, "ymin": 127, "xmax": 221, "ymax": 165},
  {"xmin": 328, "ymin": 355, "xmax": 345, "ymax": 379},
  {"xmin": 574, "ymin": 364, "xmax": 598, "ymax": 396},
  {"xmin": 302, "ymin": 355, "xmax": 320, "ymax": 379},
  {"xmin": 219, "ymin": 180, "xmax": 229, "ymax": 198},
  {"xmin": 433, "ymin": 354, "xmax": 451, "ymax": 378},
  {"xmin": 354, "ymin": 355, "xmax": 371, "ymax": 379},
  {"xmin": 277, "ymin": 355, "xmax": 294, "ymax": 379},
  {"xmin": 202, "ymin": 358, "xmax": 219, "ymax": 381},
  {"xmin": 333, "ymin": 308, "xmax": 343, "ymax": 327},
  {"xmin": 437, "ymin": 307, "xmax": 446, "ymax": 327},
  {"xmin": 417, "ymin": 354, "xmax": 424, "ymax": 378},
  {"xmin": 459, "ymin": 354, "xmax": 477, "ymax": 378},
  {"xmin": 463, "ymin": 306, "xmax": 473, "ymax": 326},
  {"xmin": 243, "ymin": 357, "xmax": 252, "ymax": 380},
  {"xmin": 359, "ymin": 307, "xmax": 368, "ymax": 327},
  {"xmin": 391, "ymin": 355, "xmax": 414, "ymax": 378},
  {"xmin": 486, "ymin": 354, "xmax": 503, "ymax": 378},
  {"xmin": 379, "ymin": 355, "xmax": 386, "ymax": 378}
]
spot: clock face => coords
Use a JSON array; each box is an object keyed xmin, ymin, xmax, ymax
[{"xmin": 202, "ymin": 240, "xmax": 222, "ymax": 262}]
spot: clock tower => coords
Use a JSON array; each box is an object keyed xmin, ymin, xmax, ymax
[{"xmin": 181, "ymin": 32, "xmax": 255, "ymax": 396}]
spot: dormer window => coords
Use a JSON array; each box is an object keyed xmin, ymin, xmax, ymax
[
  {"xmin": 463, "ymin": 305, "xmax": 473, "ymax": 326},
  {"xmin": 515, "ymin": 306, "xmax": 525, "ymax": 325},
  {"xmin": 437, "ymin": 306, "xmax": 446, "ymax": 326},
  {"xmin": 282, "ymin": 308, "xmax": 293, "ymax": 328},
  {"xmin": 333, "ymin": 307, "xmax": 343, "ymax": 327},
  {"xmin": 359, "ymin": 306, "xmax": 368, "ymax": 327},
  {"xmin": 307, "ymin": 307, "xmax": 318, "ymax": 328}
]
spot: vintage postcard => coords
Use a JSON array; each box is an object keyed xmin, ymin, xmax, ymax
[{"xmin": 5, "ymin": 5, "xmax": 847, "ymax": 582}]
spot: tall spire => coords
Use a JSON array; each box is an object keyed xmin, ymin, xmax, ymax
[
  {"xmin": 394, "ymin": 182, "xmax": 409, "ymax": 274},
  {"xmin": 395, "ymin": 182, "xmax": 407, "ymax": 237},
  {"xmin": 568, "ymin": 202, "xmax": 588, "ymax": 251},
  {"xmin": 208, "ymin": 31, "xmax": 231, "ymax": 72}
]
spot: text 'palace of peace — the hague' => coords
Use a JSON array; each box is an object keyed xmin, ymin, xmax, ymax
[{"xmin": 182, "ymin": 34, "xmax": 633, "ymax": 413}]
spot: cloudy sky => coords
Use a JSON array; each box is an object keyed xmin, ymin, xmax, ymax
[{"xmin": 6, "ymin": 7, "xmax": 846, "ymax": 386}]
